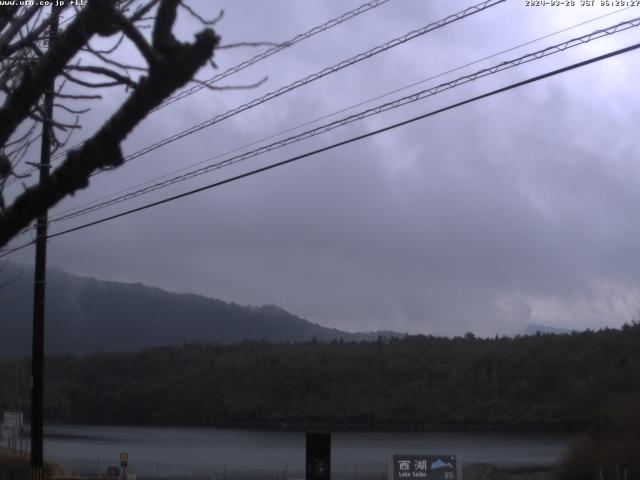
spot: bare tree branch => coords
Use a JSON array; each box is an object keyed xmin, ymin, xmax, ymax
[
  {"xmin": 55, "ymin": 92, "xmax": 102, "ymax": 100},
  {"xmin": 129, "ymin": 0, "xmax": 161, "ymax": 23},
  {"xmin": 1, "ymin": 12, "xmax": 54, "ymax": 58},
  {"xmin": 152, "ymin": 0, "xmax": 179, "ymax": 51},
  {"xmin": 112, "ymin": 10, "xmax": 160, "ymax": 65},
  {"xmin": 0, "ymin": 0, "xmax": 220, "ymax": 247},
  {"xmin": 179, "ymin": 2, "xmax": 224, "ymax": 26},
  {"xmin": 0, "ymin": 5, "xmax": 40, "ymax": 54},
  {"xmin": 82, "ymin": 42, "xmax": 147, "ymax": 72},
  {"xmin": 84, "ymin": 32, "xmax": 124, "ymax": 55},
  {"xmin": 60, "ymin": 69, "xmax": 128, "ymax": 89},
  {"xmin": 53, "ymin": 103, "xmax": 91, "ymax": 115},
  {"xmin": 190, "ymin": 75, "xmax": 267, "ymax": 91},
  {"xmin": 64, "ymin": 64, "xmax": 138, "ymax": 89},
  {"xmin": 0, "ymin": 0, "xmax": 119, "ymax": 146},
  {"xmin": 0, "ymin": 7, "xmax": 15, "ymax": 33}
]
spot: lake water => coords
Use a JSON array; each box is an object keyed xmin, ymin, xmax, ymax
[{"xmin": 43, "ymin": 425, "xmax": 570, "ymax": 479}]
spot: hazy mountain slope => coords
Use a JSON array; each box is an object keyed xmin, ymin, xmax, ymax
[{"xmin": 0, "ymin": 263, "xmax": 400, "ymax": 355}]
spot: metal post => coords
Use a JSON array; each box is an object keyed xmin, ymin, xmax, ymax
[
  {"xmin": 30, "ymin": 9, "xmax": 58, "ymax": 480},
  {"xmin": 306, "ymin": 433, "xmax": 330, "ymax": 480}
]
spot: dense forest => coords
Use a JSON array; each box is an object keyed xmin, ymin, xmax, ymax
[{"xmin": 1, "ymin": 324, "xmax": 639, "ymax": 430}]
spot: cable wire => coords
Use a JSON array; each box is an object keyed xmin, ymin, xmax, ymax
[
  {"xmin": 46, "ymin": 15, "xmax": 640, "ymax": 225},
  {"xmin": 2, "ymin": 40, "xmax": 639, "ymax": 258},
  {"xmin": 114, "ymin": 0, "xmax": 505, "ymax": 167},
  {"xmin": 1, "ymin": 0, "xmax": 505, "ymax": 243},
  {"xmin": 47, "ymin": 6, "xmax": 636, "ymax": 221},
  {"xmin": 44, "ymin": 42, "xmax": 640, "ymax": 243},
  {"xmin": 9, "ymin": 0, "xmax": 394, "ymax": 183},
  {"xmin": 37, "ymin": 0, "xmax": 503, "ymax": 177},
  {"xmin": 154, "ymin": 0, "xmax": 393, "ymax": 112}
]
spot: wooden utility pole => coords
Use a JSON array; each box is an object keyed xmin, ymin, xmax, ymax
[{"xmin": 30, "ymin": 7, "xmax": 58, "ymax": 480}]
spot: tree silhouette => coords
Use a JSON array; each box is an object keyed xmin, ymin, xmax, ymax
[{"xmin": 0, "ymin": 0, "xmax": 221, "ymax": 248}]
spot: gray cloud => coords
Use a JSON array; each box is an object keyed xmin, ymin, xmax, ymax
[{"xmin": 7, "ymin": 0, "xmax": 640, "ymax": 336}]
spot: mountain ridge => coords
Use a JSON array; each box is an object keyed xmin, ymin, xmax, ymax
[{"xmin": 0, "ymin": 262, "xmax": 402, "ymax": 356}]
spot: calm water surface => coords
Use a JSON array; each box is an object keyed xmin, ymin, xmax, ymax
[{"xmin": 43, "ymin": 424, "xmax": 570, "ymax": 479}]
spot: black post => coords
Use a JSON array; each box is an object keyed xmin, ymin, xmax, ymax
[
  {"xmin": 306, "ymin": 432, "xmax": 330, "ymax": 480},
  {"xmin": 30, "ymin": 7, "xmax": 58, "ymax": 480}
]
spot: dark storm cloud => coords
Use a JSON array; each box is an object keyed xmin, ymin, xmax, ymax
[{"xmin": 8, "ymin": 0, "xmax": 640, "ymax": 335}]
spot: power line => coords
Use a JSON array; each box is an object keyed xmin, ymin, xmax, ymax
[
  {"xmin": 69, "ymin": 0, "xmax": 391, "ymax": 153},
  {"xmin": 154, "ymin": 0, "xmax": 393, "ymax": 112},
  {"xmin": 6, "ymin": 11, "xmax": 638, "ymax": 246},
  {"xmin": 46, "ymin": 15, "xmax": 640, "ymax": 225},
  {"xmin": 2, "ymin": 38, "xmax": 637, "ymax": 258},
  {"xmin": 28, "ymin": 0, "xmax": 502, "ymax": 181},
  {"xmin": 78, "ymin": 0, "xmax": 502, "ymax": 177},
  {"xmin": 2, "ymin": 0, "xmax": 504, "ymax": 242},
  {"xmin": 9, "ymin": 0, "xmax": 394, "ymax": 183},
  {"xmin": 47, "ymin": 6, "xmax": 636, "ymax": 222},
  {"xmin": 5, "ymin": 8, "xmax": 639, "ymax": 249},
  {"xmin": 0, "ymin": 241, "xmax": 33, "ymax": 258}
]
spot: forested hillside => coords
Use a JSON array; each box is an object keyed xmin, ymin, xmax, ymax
[
  {"xmin": 0, "ymin": 263, "xmax": 396, "ymax": 355},
  {"xmin": 1, "ymin": 324, "xmax": 638, "ymax": 430}
]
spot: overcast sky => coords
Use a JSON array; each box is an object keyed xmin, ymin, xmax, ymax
[{"xmin": 5, "ymin": 0, "xmax": 640, "ymax": 336}]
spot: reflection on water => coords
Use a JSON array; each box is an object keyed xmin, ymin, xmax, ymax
[{"xmin": 44, "ymin": 425, "xmax": 569, "ymax": 479}]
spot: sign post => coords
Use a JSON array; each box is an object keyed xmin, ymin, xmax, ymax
[
  {"xmin": 391, "ymin": 455, "xmax": 458, "ymax": 480},
  {"xmin": 120, "ymin": 452, "xmax": 128, "ymax": 479}
]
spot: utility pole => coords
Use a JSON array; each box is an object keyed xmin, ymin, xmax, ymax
[{"xmin": 30, "ymin": 6, "xmax": 58, "ymax": 480}]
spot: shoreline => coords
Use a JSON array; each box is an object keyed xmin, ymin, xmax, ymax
[
  {"xmin": 43, "ymin": 419, "xmax": 585, "ymax": 435},
  {"xmin": 32, "ymin": 428, "xmax": 568, "ymax": 480}
]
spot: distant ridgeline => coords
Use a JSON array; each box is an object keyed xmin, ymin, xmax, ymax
[
  {"xmin": 0, "ymin": 262, "xmax": 398, "ymax": 356},
  {"xmin": 0, "ymin": 323, "xmax": 638, "ymax": 430}
]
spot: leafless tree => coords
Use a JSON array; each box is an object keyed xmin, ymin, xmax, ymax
[{"xmin": 0, "ymin": 0, "xmax": 222, "ymax": 248}]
